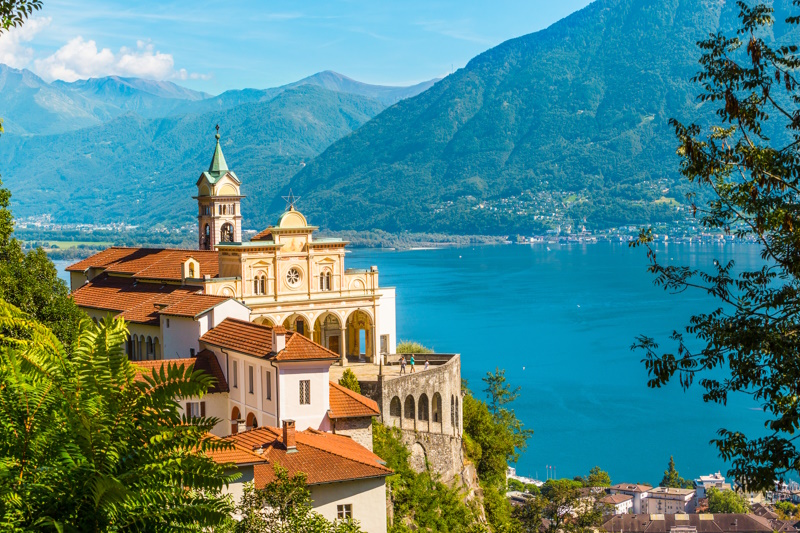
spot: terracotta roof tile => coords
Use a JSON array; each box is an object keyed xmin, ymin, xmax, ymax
[
  {"xmin": 203, "ymin": 434, "xmax": 267, "ymax": 466},
  {"xmin": 226, "ymin": 427, "xmax": 391, "ymax": 486},
  {"xmin": 66, "ymin": 247, "xmax": 143, "ymax": 272},
  {"xmin": 251, "ymin": 229, "xmax": 273, "ymax": 241},
  {"xmin": 199, "ymin": 318, "xmax": 339, "ymax": 362},
  {"xmin": 329, "ymin": 381, "xmax": 380, "ymax": 419},
  {"xmin": 132, "ymin": 350, "xmax": 228, "ymax": 393},
  {"xmin": 71, "ymin": 275, "xmax": 200, "ymax": 325},
  {"xmin": 159, "ymin": 294, "xmax": 230, "ymax": 318},
  {"xmin": 66, "ymin": 247, "xmax": 219, "ymax": 280}
]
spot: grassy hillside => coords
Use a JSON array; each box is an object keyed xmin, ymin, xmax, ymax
[
  {"xmin": 281, "ymin": 0, "xmax": 800, "ymax": 235},
  {"xmin": 0, "ymin": 85, "xmax": 385, "ymax": 230}
]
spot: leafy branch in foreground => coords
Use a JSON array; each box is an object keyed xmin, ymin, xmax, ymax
[
  {"xmin": 632, "ymin": 1, "xmax": 800, "ymax": 490},
  {"xmin": 0, "ymin": 301, "xmax": 235, "ymax": 531},
  {"xmin": 0, "ymin": 0, "xmax": 41, "ymax": 34}
]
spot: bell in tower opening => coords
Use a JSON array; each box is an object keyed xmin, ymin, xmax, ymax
[{"xmin": 195, "ymin": 125, "xmax": 244, "ymax": 250}]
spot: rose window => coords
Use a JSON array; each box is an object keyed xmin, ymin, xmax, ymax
[{"xmin": 286, "ymin": 267, "xmax": 301, "ymax": 287}]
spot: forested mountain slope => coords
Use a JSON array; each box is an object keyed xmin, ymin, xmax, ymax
[{"xmin": 283, "ymin": 0, "xmax": 800, "ymax": 235}]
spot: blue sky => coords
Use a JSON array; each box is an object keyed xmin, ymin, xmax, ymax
[{"xmin": 0, "ymin": 0, "xmax": 594, "ymax": 94}]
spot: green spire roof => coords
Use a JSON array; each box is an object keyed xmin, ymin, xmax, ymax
[{"xmin": 208, "ymin": 133, "xmax": 228, "ymax": 174}]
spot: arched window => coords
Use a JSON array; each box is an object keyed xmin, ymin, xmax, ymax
[
  {"xmin": 218, "ymin": 205, "xmax": 222, "ymax": 215},
  {"xmin": 231, "ymin": 406, "xmax": 241, "ymax": 434},
  {"xmin": 319, "ymin": 269, "xmax": 332, "ymax": 291},
  {"xmin": 220, "ymin": 223, "xmax": 234, "ymax": 243},
  {"xmin": 253, "ymin": 278, "xmax": 259, "ymax": 294},
  {"xmin": 390, "ymin": 396, "xmax": 401, "ymax": 418},
  {"xmin": 246, "ymin": 412, "xmax": 258, "ymax": 429},
  {"xmin": 418, "ymin": 394, "xmax": 429, "ymax": 421},
  {"xmin": 404, "ymin": 396, "xmax": 415, "ymax": 420},
  {"xmin": 253, "ymin": 272, "xmax": 267, "ymax": 295},
  {"xmin": 432, "ymin": 393, "xmax": 442, "ymax": 423},
  {"xmin": 202, "ymin": 224, "xmax": 211, "ymax": 250}
]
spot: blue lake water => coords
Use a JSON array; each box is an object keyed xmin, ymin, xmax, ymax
[{"xmin": 56, "ymin": 242, "xmax": 769, "ymax": 485}]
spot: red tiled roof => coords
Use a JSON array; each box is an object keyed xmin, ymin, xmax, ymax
[
  {"xmin": 71, "ymin": 274, "xmax": 200, "ymax": 325},
  {"xmin": 132, "ymin": 349, "xmax": 229, "ymax": 393},
  {"xmin": 199, "ymin": 318, "xmax": 339, "ymax": 362},
  {"xmin": 66, "ymin": 247, "xmax": 142, "ymax": 272},
  {"xmin": 610, "ymin": 483, "xmax": 652, "ymax": 493},
  {"xmin": 202, "ymin": 434, "xmax": 267, "ymax": 466},
  {"xmin": 66, "ymin": 247, "xmax": 219, "ymax": 280},
  {"xmin": 251, "ymin": 229, "xmax": 273, "ymax": 241},
  {"xmin": 601, "ymin": 494, "xmax": 633, "ymax": 505},
  {"xmin": 159, "ymin": 294, "xmax": 230, "ymax": 318},
  {"xmin": 329, "ymin": 381, "xmax": 380, "ymax": 419},
  {"xmin": 225, "ymin": 426, "xmax": 391, "ymax": 486}
]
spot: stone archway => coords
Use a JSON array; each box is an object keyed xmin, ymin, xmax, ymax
[
  {"xmin": 283, "ymin": 313, "xmax": 311, "ymax": 338},
  {"xmin": 345, "ymin": 309, "xmax": 374, "ymax": 362},
  {"xmin": 409, "ymin": 442, "xmax": 428, "ymax": 473},
  {"xmin": 314, "ymin": 313, "xmax": 343, "ymax": 355},
  {"xmin": 254, "ymin": 316, "xmax": 275, "ymax": 327}
]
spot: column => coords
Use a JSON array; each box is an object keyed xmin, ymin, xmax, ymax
[
  {"xmin": 340, "ymin": 326, "xmax": 347, "ymax": 367},
  {"xmin": 370, "ymin": 325, "xmax": 378, "ymax": 365}
]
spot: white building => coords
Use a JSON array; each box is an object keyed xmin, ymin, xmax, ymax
[
  {"xmin": 694, "ymin": 472, "xmax": 732, "ymax": 498},
  {"xmin": 643, "ymin": 487, "xmax": 697, "ymax": 514},
  {"xmin": 601, "ymin": 494, "xmax": 634, "ymax": 515},
  {"xmin": 609, "ymin": 484, "xmax": 652, "ymax": 514}
]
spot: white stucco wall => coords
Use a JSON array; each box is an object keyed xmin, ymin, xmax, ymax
[
  {"xmin": 310, "ymin": 477, "xmax": 388, "ymax": 533},
  {"xmin": 277, "ymin": 361, "xmax": 331, "ymax": 431},
  {"xmin": 220, "ymin": 465, "xmax": 255, "ymax": 515},
  {"xmin": 377, "ymin": 288, "xmax": 397, "ymax": 355},
  {"xmin": 211, "ymin": 299, "xmax": 250, "ymax": 327},
  {"xmin": 161, "ymin": 315, "xmax": 201, "ymax": 359}
]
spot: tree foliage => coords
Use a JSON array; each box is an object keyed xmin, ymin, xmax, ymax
[
  {"xmin": 632, "ymin": 1, "xmax": 800, "ymax": 490},
  {"xmin": 372, "ymin": 421, "xmax": 486, "ymax": 533},
  {"xmin": 338, "ymin": 368, "xmax": 361, "ymax": 394},
  {"xmin": 0, "ymin": 301, "xmax": 235, "ymax": 531},
  {"xmin": 660, "ymin": 456, "xmax": 691, "ymax": 489},
  {"xmin": 515, "ymin": 478, "xmax": 603, "ymax": 533},
  {"xmin": 580, "ymin": 466, "xmax": 612, "ymax": 488},
  {"xmin": 225, "ymin": 466, "xmax": 364, "ymax": 533},
  {"xmin": 0, "ymin": 0, "xmax": 41, "ymax": 33},
  {"xmin": 706, "ymin": 487, "xmax": 750, "ymax": 514},
  {"xmin": 396, "ymin": 340, "xmax": 433, "ymax": 354}
]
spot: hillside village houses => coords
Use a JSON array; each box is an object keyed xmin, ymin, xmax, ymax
[{"xmin": 64, "ymin": 132, "xmax": 418, "ymax": 531}]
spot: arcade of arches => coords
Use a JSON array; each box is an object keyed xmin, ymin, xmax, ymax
[{"xmin": 253, "ymin": 309, "xmax": 376, "ymax": 361}]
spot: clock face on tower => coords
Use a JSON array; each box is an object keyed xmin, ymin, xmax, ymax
[{"xmin": 286, "ymin": 267, "xmax": 301, "ymax": 288}]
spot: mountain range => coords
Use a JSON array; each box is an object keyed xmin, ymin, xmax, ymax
[{"xmin": 3, "ymin": 0, "xmax": 799, "ymax": 235}]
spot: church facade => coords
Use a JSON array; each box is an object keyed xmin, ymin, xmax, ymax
[{"xmin": 67, "ymin": 132, "xmax": 396, "ymax": 364}]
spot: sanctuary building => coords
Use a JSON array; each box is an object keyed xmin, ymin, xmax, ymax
[{"xmin": 67, "ymin": 132, "xmax": 396, "ymax": 365}]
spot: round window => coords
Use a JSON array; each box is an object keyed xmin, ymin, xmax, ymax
[{"xmin": 286, "ymin": 267, "xmax": 301, "ymax": 287}]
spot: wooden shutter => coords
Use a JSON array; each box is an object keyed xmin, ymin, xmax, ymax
[{"xmin": 200, "ymin": 402, "xmax": 206, "ymax": 417}]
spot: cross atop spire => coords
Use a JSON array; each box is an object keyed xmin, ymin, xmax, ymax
[{"xmin": 208, "ymin": 125, "xmax": 228, "ymax": 174}]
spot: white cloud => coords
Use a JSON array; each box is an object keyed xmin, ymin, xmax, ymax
[
  {"xmin": 0, "ymin": 17, "xmax": 51, "ymax": 69},
  {"xmin": 34, "ymin": 37, "xmax": 206, "ymax": 82}
]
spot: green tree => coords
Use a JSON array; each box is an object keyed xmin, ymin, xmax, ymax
[
  {"xmin": 396, "ymin": 340, "xmax": 433, "ymax": 354},
  {"xmin": 660, "ymin": 456, "xmax": 690, "ymax": 489},
  {"xmin": 516, "ymin": 479, "xmax": 602, "ymax": 533},
  {"xmin": 338, "ymin": 367, "xmax": 361, "ymax": 394},
  {"xmin": 372, "ymin": 421, "xmax": 486, "ymax": 533},
  {"xmin": 0, "ymin": 301, "xmax": 235, "ymax": 531},
  {"xmin": 582, "ymin": 466, "xmax": 612, "ymax": 488},
  {"xmin": 775, "ymin": 501, "xmax": 799, "ymax": 519},
  {"xmin": 228, "ymin": 466, "xmax": 364, "ymax": 533},
  {"xmin": 706, "ymin": 487, "xmax": 750, "ymax": 514},
  {"xmin": 632, "ymin": 1, "xmax": 800, "ymax": 489},
  {"xmin": 0, "ymin": 0, "xmax": 41, "ymax": 34}
]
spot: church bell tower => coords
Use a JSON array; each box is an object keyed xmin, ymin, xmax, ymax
[{"xmin": 195, "ymin": 127, "xmax": 244, "ymax": 250}]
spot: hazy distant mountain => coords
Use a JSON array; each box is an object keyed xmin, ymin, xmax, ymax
[
  {"xmin": 52, "ymin": 76, "xmax": 211, "ymax": 119},
  {"xmin": 282, "ymin": 0, "xmax": 800, "ymax": 235},
  {"xmin": 178, "ymin": 71, "xmax": 439, "ymax": 114},
  {"xmin": 0, "ymin": 85, "xmax": 385, "ymax": 228},
  {"xmin": 0, "ymin": 65, "xmax": 105, "ymax": 135},
  {"xmin": 0, "ymin": 64, "xmax": 438, "ymax": 137}
]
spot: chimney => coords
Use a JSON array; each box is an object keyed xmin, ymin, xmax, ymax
[
  {"xmin": 273, "ymin": 326, "xmax": 286, "ymax": 353},
  {"xmin": 237, "ymin": 420, "xmax": 246, "ymax": 433},
  {"xmin": 283, "ymin": 419, "xmax": 297, "ymax": 453}
]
